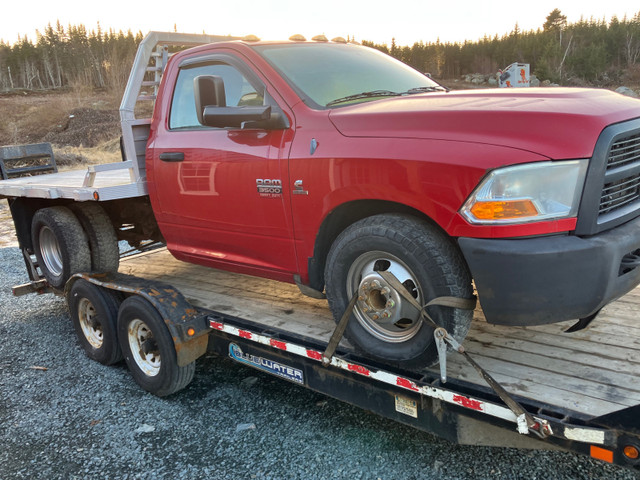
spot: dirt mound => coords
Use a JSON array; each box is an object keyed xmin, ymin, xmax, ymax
[{"xmin": 42, "ymin": 108, "xmax": 121, "ymax": 147}]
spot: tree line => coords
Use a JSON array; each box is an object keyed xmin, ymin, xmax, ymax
[
  {"xmin": 364, "ymin": 9, "xmax": 640, "ymax": 84},
  {"xmin": 0, "ymin": 22, "xmax": 143, "ymax": 92},
  {"xmin": 1, "ymin": 10, "xmax": 640, "ymax": 93}
]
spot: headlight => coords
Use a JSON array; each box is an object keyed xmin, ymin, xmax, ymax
[{"xmin": 460, "ymin": 160, "xmax": 588, "ymax": 225}]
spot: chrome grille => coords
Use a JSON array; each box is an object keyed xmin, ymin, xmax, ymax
[
  {"xmin": 606, "ymin": 132, "xmax": 640, "ymax": 170},
  {"xmin": 599, "ymin": 173, "xmax": 640, "ymax": 214}
]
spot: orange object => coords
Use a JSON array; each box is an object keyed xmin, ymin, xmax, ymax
[
  {"xmin": 187, "ymin": 327, "xmax": 196, "ymax": 337},
  {"xmin": 590, "ymin": 445, "xmax": 614, "ymax": 463},
  {"xmin": 469, "ymin": 199, "xmax": 538, "ymax": 220},
  {"xmin": 623, "ymin": 445, "xmax": 639, "ymax": 460}
]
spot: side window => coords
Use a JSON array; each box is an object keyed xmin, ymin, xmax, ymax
[{"xmin": 169, "ymin": 63, "xmax": 263, "ymax": 129}]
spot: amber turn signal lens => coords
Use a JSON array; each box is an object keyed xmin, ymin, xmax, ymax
[
  {"xmin": 187, "ymin": 327, "xmax": 196, "ymax": 337},
  {"xmin": 624, "ymin": 445, "xmax": 639, "ymax": 460},
  {"xmin": 469, "ymin": 199, "xmax": 539, "ymax": 221}
]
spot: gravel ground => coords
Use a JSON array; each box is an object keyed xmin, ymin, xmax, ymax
[{"xmin": 0, "ymin": 246, "xmax": 639, "ymax": 480}]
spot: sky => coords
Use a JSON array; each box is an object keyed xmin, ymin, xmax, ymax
[{"xmin": 1, "ymin": 0, "xmax": 639, "ymax": 47}]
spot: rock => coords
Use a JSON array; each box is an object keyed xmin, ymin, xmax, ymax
[
  {"xmin": 134, "ymin": 424, "xmax": 155, "ymax": 434},
  {"xmin": 616, "ymin": 86, "xmax": 639, "ymax": 98},
  {"xmin": 488, "ymin": 77, "xmax": 498, "ymax": 86},
  {"xmin": 236, "ymin": 423, "xmax": 256, "ymax": 432},
  {"xmin": 529, "ymin": 75, "xmax": 540, "ymax": 87},
  {"xmin": 542, "ymin": 80, "xmax": 551, "ymax": 87},
  {"xmin": 241, "ymin": 376, "xmax": 259, "ymax": 387},
  {"xmin": 549, "ymin": 83, "xmax": 560, "ymax": 87}
]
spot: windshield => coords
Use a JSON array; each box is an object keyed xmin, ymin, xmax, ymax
[{"xmin": 253, "ymin": 43, "xmax": 442, "ymax": 108}]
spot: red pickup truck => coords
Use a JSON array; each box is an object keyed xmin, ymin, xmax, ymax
[{"xmin": 3, "ymin": 33, "xmax": 640, "ymax": 369}]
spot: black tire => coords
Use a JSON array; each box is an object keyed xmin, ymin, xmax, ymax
[
  {"xmin": 68, "ymin": 279, "xmax": 122, "ymax": 365},
  {"xmin": 117, "ymin": 296, "xmax": 195, "ymax": 396},
  {"xmin": 31, "ymin": 206, "xmax": 91, "ymax": 289},
  {"xmin": 70, "ymin": 203, "xmax": 119, "ymax": 274},
  {"xmin": 325, "ymin": 214, "xmax": 473, "ymax": 369}
]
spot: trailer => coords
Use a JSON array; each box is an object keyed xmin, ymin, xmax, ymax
[
  {"xmin": 11, "ymin": 246, "xmax": 637, "ymax": 471},
  {"xmin": 2, "ymin": 31, "xmax": 640, "ymax": 472}
]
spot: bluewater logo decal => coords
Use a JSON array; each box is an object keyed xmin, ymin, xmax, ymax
[{"xmin": 229, "ymin": 343, "xmax": 304, "ymax": 384}]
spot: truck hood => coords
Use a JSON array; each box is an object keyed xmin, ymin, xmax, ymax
[{"xmin": 328, "ymin": 88, "xmax": 640, "ymax": 159}]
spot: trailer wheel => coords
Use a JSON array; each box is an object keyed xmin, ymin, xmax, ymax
[
  {"xmin": 32, "ymin": 206, "xmax": 91, "ymax": 289},
  {"xmin": 117, "ymin": 296, "xmax": 195, "ymax": 396},
  {"xmin": 325, "ymin": 214, "xmax": 473, "ymax": 368},
  {"xmin": 68, "ymin": 279, "xmax": 122, "ymax": 365},
  {"xmin": 70, "ymin": 203, "xmax": 119, "ymax": 274}
]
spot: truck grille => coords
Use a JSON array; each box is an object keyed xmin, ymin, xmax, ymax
[
  {"xmin": 576, "ymin": 119, "xmax": 640, "ymax": 235},
  {"xmin": 599, "ymin": 173, "xmax": 640, "ymax": 215},
  {"xmin": 598, "ymin": 131, "xmax": 640, "ymax": 217},
  {"xmin": 606, "ymin": 132, "xmax": 640, "ymax": 170}
]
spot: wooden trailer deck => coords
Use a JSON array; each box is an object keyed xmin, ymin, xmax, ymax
[{"xmin": 119, "ymin": 248, "xmax": 640, "ymax": 419}]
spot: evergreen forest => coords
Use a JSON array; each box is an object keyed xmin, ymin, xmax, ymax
[{"xmin": 1, "ymin": 9, "xmax": 640, "ymax": 93}]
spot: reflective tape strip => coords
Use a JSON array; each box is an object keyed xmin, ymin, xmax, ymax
[{"xmin": 207, "ymin": 317, "xmax": 605, "ymax": 444}]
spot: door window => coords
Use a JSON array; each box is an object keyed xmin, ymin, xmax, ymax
[{"xmin": 169, "ymin": 63, "xmax": 263, "ymax": 129}]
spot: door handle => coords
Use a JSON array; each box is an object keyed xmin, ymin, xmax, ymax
[{"xmin": 159, "ymin": 152, "xmax": 184, "ymax": 162}]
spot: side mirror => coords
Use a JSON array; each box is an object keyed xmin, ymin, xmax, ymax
[
  {"xmin": 194, "ymin": 74, "xmax": 289, "ymax": 129},
  {"xmin": 202, "ymin": 104, "xmax": 272, "ymax": 128},
  {"xmin": 194, "ymin": 75, "xmax": 226, "ymax": 125}
]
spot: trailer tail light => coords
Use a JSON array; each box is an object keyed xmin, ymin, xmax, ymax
[
  {"xmin": 590, "ymin": 445, "xmax": 613, "ymax": 463},
  {"xmin": 623, "ymin": 445, "xmax": 639, "ymax": 460}
]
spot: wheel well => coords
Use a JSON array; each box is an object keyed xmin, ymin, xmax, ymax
[
  {"xmin": 7, "ymin": 196, "xmax": 161, "ymax": 252},
  {"xmin": 308, "ymin": 200, "xmax": 436, "ymax": 292}
]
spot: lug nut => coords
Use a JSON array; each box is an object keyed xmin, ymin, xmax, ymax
[
  {"xmin": 386, "ymin": 300, "xmax": 395, "ymax": 308},
  {"xmin": 381, "ymin": 287, "xmax": 390, "ymax": 295},
  {"xmin": 372, "ymin": 280, "xmax": 381, "ymax": 288},
  {"xmin": 372, "ymin": 314, "xmax": 379, "ymax": 320}
]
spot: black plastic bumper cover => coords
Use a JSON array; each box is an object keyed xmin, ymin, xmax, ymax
[{"xmin": 458, "ymin": 215, "xmax": 640, "ymax": 326}]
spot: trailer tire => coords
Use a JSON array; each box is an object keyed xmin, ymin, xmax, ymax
[
  {"xmin": 70, "ymin": 203, "xmax": 119, "ymax": 274},
  {"xmin": 32, "ymin": 206, "xmax": 91, "ymax": 289},
  {"xmin": 68, "ymin": 280, "xmax": 122, "ymax": 365},
  {"xmin": 325, "ymin": 214, "xmax": 473, "ymax": 369},
  {"xmin": 117, "ymin": 296, "xmax": 195, "ymax": 396}
]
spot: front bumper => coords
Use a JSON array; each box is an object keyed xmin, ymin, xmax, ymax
[{"xmin": 458, "ymin": 215, "xmax": 640, "ymax": 326}]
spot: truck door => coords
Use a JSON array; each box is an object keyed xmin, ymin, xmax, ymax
[{"xmin": 150, "ymin": 56, "xmax": 297, "ymax": 278}]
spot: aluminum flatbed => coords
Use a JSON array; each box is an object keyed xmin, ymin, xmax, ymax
[{"xmin": 0, "ymin": 161, "xmax": 146, "ymax": 201}]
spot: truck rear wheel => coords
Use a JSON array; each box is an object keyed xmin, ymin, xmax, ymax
[
  {"xmin": 117, "ymin": 296, "xmax": 195, "ymax": 396},
  {"xmin": 31, "ymin": 206, "xmax": 91, "ymax": 289},
  {"xmin": 68, "ymin": 279, "xmax": 122, "ymax": 365},
  {"xmin": 70, "ymin": 203, "xmax": 119, "ymax": 274},
  {"xmin": 325, "ymin": 214, "xmax": 473, "ymax": 369}
]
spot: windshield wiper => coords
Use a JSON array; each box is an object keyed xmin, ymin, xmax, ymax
[
  {"xmin": 326, "ymin": 90, "xmax": 401, "ymax": 107},
  {"xmin": 405, "ymin": 85, "xmax": 449, "ymax": 94}
]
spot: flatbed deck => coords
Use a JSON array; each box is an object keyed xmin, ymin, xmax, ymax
[
  {"xmin": 0, "ymin": 162, "xmax": 146, "ymax": 201},
  {"xmin": 119, "ymin": 248, "xmax": 640, "ymax": 420}
]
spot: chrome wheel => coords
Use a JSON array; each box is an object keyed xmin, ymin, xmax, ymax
[
  {"xmin": 38, "ymin": 225, "xmax": 63, "ymax": 277},
  {"xmin": 346, "ymin": 251, "xmax": 424, "ymax": 343},
  {"xmin": 128, "ymin": 319, "xmax": 161, "ymax": 377},
  {"xmin": 77, "ymin": 298, "xmax": 103, "ymax": 349}
]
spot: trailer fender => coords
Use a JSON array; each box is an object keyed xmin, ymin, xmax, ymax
[{"xmin": 65, "ymin": 272, "xmax": 209, "ymax": 366}]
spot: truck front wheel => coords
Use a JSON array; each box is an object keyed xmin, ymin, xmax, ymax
[
  {"xmin": 117, "ymin": 296, "xmax": 195, "ymax": 396},
  {"xmin": 325, "ymin": 214, "xmax": 473, "ymax": 369},
  {"xmin": 31, "ymin": 206, "xmax": 91, "ymax": 289}
]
